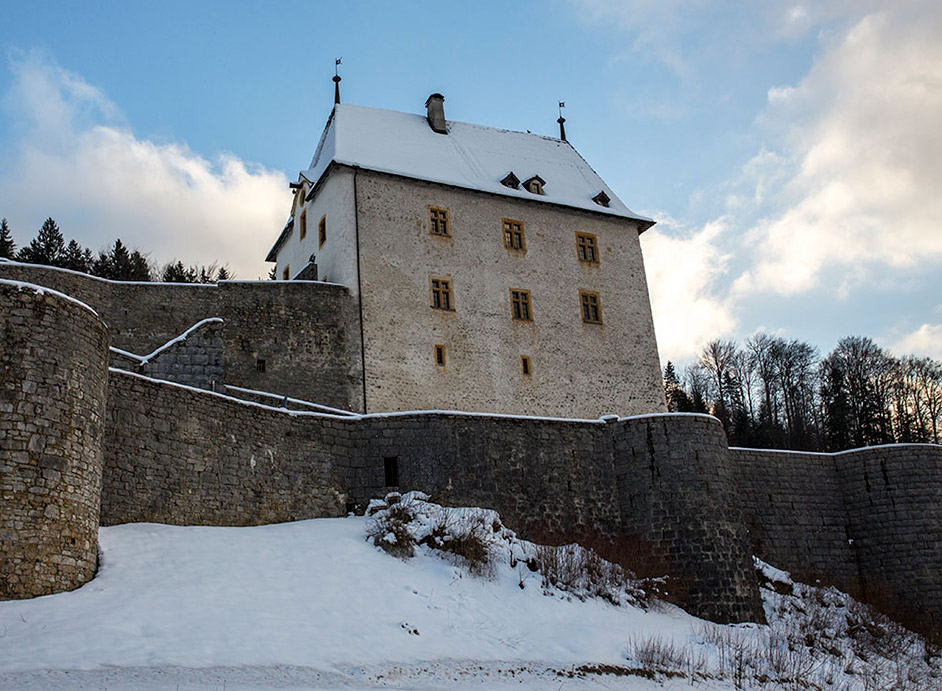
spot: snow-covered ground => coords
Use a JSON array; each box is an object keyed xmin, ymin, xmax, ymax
[{"xmin": 0, "ymin": 501, "xmax": 937, "ymax": 690}]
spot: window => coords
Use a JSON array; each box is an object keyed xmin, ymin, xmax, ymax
[
  {"xmin": 282, "ymin": 265, "xmax": 290, "ymax": 280},
  {"xmin": 297, "ymin": 188, "xmax": 306, "ymax": 212},
  {"xmin": 576, "ymin": 233, "xmax": 598, "ymax": 263},
  {"xmin": 299, "ymin": 211, "xmax": 307, "ymax": 241},
  {"xmin": 523, "ymin": 176, "xmax": 545, "ymax": 195},
  {"xmin": 521, "ymin": 356, "xmax": 531, "ymax": 377},
  {"xmin": 592, "ymin": 190, "xmax": 611, "ymax": 208},
  {"xmin": 434, "ymin": 344, "xmax": 446, "ymax": 367},
  {"xmin": 501, "ymin": 172, "xmax": 520, "ymax": 189},
  {"xmin": 429, "ymin": 207, "xmax": 449, "ymax": 236},
  {"xmin": 430, "ymin": 278, "xmax": 454, "ymax": 310},
  {"xmin": 384, "ymin": 456, "xmax": 399, "ymax": 487},
  {"xmin": 502, "ymin": 219, "xmax": 525, "ymax": 251},
  {"xmin": 580, "ymin": 291, "xmax": 602, "ymax": 324},
  {"xmin": 510, "ymin": 289, "xmax": 532, "ymax": 321},
  {"xmin": 256, "ymin": 358, "xmax": 266, "ymax": 373},
  {"xmin": 318, "ymin": 215, "xmax": 327, "ymax": 247}
]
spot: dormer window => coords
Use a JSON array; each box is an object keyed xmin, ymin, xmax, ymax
[
  {"xmin": 501, "ymin": 172, "xmax": 520, "ymax": 189},
  {"xmin": 523, "ymin": 175, "xmax": 545, "ymax": 195},
  {"xmin": 592, "ymin": 190, "xmax": 611, "ymax": 208}
]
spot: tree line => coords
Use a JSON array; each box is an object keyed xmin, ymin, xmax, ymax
[
  {"xmin": 664, "ymin": 335, "xmax": 941, "ymax": 452},
  {"xmin": 0, "ymin": 217, "xmax": 231, "ymax": 283}
]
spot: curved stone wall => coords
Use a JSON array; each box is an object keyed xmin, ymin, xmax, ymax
[
  {"xmin": 0, "ymin": 281, "xmax": 109, "ymax": 598},
  {"xmin": 731, "ymin": 443, "xmax": 942, "ymax": 636}
]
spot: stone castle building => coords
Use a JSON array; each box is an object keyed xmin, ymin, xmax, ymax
[
  {"xmin": 2, "ymin": 93, "xmax": 942, "ymax": 637},
  {"xmin": 266, "ymin": 94, "xmax": 666, "ymax": 418}
]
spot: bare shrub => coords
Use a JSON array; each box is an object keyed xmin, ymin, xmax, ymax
[
  {"xmin": 364, "ymin": 493, "xmax": 418, "ymax": 558},
  {"xmin": 420, "ymin": 509, "xmax": 495, "ymax": 577},
  {"xmin": 533, "ymin": 543, "xmax": 658, "ymax": 607},
  {"xmin": 627, "ymin": 634, "xmax": 692, "ymax": 674}
]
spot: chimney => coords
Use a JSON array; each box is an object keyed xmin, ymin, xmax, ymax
[{"xmin": 425, "ymin": 93, "xmax": 447, "ymax": 134}]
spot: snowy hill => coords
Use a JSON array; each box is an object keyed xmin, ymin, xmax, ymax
[{"xmin": 0, "ymin": 497, "xmax": 938, "ymax": 690}]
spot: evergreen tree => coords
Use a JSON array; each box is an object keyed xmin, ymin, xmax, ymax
[
  {"xmin": 216, "ymin": 266, "xmax": 231, "ymax": 281},
  {"xmin": 161, "ymin": 260, "xmax": 197, "ymax": 283},
  {"xmin": 92, "ymin": 240, "xmax": 152, "ymax": 281},
  {"xmin": 127, "ymin": 250, "xmax": 152, "ymax": 281},
  {"xmin": 0, "ymin": 218, "xmax": 15, "ymax": 258},
  {"xmin": 663, "ymin": 361, "xmax": 692, "ymax": 412},
  {"xmin": 268, "ymin": 265, "xmax": 277, "ymax": 280},
  {"xmin": 17, "ymin": 217, "xmax": 66, "ymax": 266},
  {"xmin": 61, "ymin": 239, "xmax": 92, "ymax": 272}
]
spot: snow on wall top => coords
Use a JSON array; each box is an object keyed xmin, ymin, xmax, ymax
[{"xmin": 301, "ymin": 104, "xmax": 653, "ymax": 226}]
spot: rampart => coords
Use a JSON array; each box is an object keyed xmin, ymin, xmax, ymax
[
  {"xmin": 3, "ymin": 262, "xmax": 942, "ymax": 635},
  {"xmin": 731, "ymin": 445, "xmax": 942, "ymax": 634},
  {"xmin": 0, "ymin": 262, "xmax": 363, "ymax": 412},
  {"xmin": 0, "ymin": 281, "xmax": 108, "ymax": 598},
  {"xmin": 101, "ymin": 369, "xmax": 761, "ymax": 622}
]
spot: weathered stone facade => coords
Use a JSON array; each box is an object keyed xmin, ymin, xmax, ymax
[
  {"xmin": 0, "ymin": 282, "xmax": 108, "ymax": 599},
  {"xmin": 732, "ymin": 445, "xmax": 942, "ymax": 634},
  {"xmin": 352, "ymin": 171, "xmax": 666, "ymax": 418}
]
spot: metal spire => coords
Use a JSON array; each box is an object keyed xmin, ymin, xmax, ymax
[
  {"xmin": 557, "ymin": 101, "xmax": 567, "ymax": 141},
  {"xmin": 333, "ymin": 58, "xmax": 342, "ymax": 105}
]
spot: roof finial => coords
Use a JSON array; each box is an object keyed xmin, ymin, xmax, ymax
[
  {"xmin": 557, "ymin": 101, "xmax": 567, "ymax": 142},
  {"xmin": 333, "ymin": 58, "xmax": 342, "ymax": 105}
]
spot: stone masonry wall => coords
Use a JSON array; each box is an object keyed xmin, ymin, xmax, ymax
[
  {"xmin": 0, "ymin": 281, "xmax": 109, "ymax": 598},
  {"xmin": 730, "ymin": 448, "xmax": 859, "ymax": 592},
  {"xmin": 731, "ymin": 444, "xmax": 942, "ymax": 635},
  {"xmin": 101, "ymin": 370, "xmax": 762, "ymax": 624},
  {"xmin": 101, "ymin": 370, "xmax": 349, "ymax": 526},
  {"xmin": 0, "ymin": 262, "xmax": 363, "ymax": 412},
  {"xmin": 837, "ymin": 445, "xmax": 942, "ymax": 633}
]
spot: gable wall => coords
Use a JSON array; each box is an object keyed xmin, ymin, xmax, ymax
[{"xmin": 353, "ymin": 171, "xmax": 666, "ymax": 418}]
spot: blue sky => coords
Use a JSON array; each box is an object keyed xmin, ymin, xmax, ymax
[{"xmin": 1, "ymin": 1, "xmax": 939, "ymax": 365}]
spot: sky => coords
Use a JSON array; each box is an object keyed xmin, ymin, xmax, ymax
[{"xmin": 0, "ymin": 1, "xmax": 939, "ymax": 366}]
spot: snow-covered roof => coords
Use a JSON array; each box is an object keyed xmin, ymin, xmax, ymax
[{"xmin": 302, "ymin": 104, "xmax": 653, "ymax": 226}]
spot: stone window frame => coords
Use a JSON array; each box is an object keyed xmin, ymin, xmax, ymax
[
  {"xmin": 430, "ymin": 277, "xmax": 454, "ymax": 311},
  {"xmin": 510, "ymin": 288, "xmax": 533, "ymax": 321},
  {"xmin": 434, "ymin": 344, "xmax": 446, "ymax": 367},
  {"xmin": 576, "ymin": 232, "xmax": 598, "ymax": 264},
  {"xmin": 520, "ymin": 355, "xmax": 532, "ymax": 377},
  {"xmin": 282, "ymin": 264, "xmax": 290, "ymax": 281},
  {"xmin": 318, "ymin": 215, "xmax": 327, "ymax": 247},
  {"xmin": 299, "ymin": 210, "xmax": 307, "ymax": 241},
  {"xmin": 502, "ymin": 218, "xmax": 526, "ymax": 252},
  {"xmin": 428, "ymin": 206, "xmax": 450, "ymax": 237},
  {"xmin": 579, "ymin": 290, "xmax": 602, "ymax": 324},
  {"xmin": 296, "ymin": 187, "xmax": 306, "ymax": 213}
]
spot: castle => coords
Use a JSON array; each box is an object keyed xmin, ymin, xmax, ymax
[
  {"xmin": 266, "ymin": 94, "xmax": 665, "ymax": 418},
  {"xmin": 2, "ymin": 94, "xmax": 941, "ymax": 635}
]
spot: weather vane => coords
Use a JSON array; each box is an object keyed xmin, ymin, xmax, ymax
[
  {"xmin": 557, "ymin": 101, "xmax": 567, "ymax": 141},
  {"xmin": 333, "ymin": 58, "xmax": 343, "ymax": 105}
]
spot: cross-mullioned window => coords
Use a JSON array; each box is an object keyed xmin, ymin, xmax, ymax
[
  {"xmin": 429, "ymin": 207, "xmax": 449, "ymax": 236},
  {"xmin": 580, "ymin": 291, "xmax": 602, "ymax": 324},
  {"xmin": 430, "ymin": 278, "xmax": 454, "ymax": 310},
  {"xmin": 502, "ymin": 219, "xmax": 525, "ymax": 251},
  {"xmin": 576, "ymin": 233, "xmax": 598, "ymax": 263},
  {"xmin": 510, "ymin": 289, "xmax": 532, "ymax": 321}
]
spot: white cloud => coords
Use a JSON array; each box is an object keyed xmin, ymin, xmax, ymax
[
  {"xmin": 891, "ymin": 323, "xmax": 942, "ymax": 361},
  {"xmin": 0, "ymin": 50, "xmax": 289, "ymax": 279},
  {"xmin": 734, "ymin": 7, "xmax": 942, "ymax": 297},
  {"xmin": 641, "ymin": 215, "xmax": 737, "ymax": 363}
]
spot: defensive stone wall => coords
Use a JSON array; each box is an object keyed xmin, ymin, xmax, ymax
[
  {"xmin": 731, "ymin": 444, "xmax": 942, "ymax": 634},
  {"xmin": 0, "ymin": 281, "xmax": 109, "ymax": 599},
  {"xmin": 99, "ymin": 369, "xmax": 762, "ymax": 623},
  {"xmin": 0, "ymin": 262, "xmax": 363, "ymax": 412}
]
